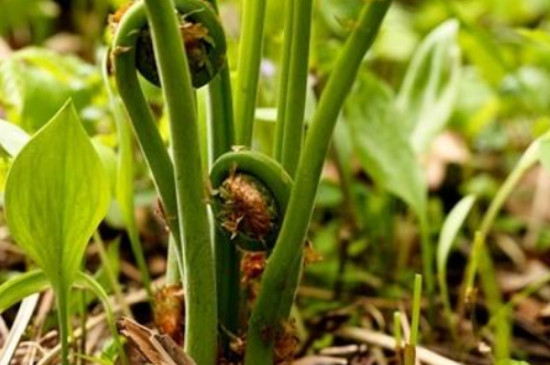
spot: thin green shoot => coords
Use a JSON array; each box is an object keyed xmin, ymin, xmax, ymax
[
  {"xmin": 393, "ymin": 310, "xmax": 403, "ymax": 365},
  {"xmin": 394, "ymin": 311, "xmax": 403, "ymax": 350},
  {"xmin": 410, "ymin": 273, "xmax": 422, "ymax": 347},
  {"xmin": 437, "ymin": 195, "xmax": 476, "ymax": 330},
  {"xmin": 93, "ymin": 231, "xmax": 131, "ymax": 317}
]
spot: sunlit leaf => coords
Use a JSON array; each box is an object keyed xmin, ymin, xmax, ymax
[
  {"xmin": 255, "ymin": 108, "xmax": 277, "ymax": 123},
  {"xmin": 318, "ymin": 0, "xmax": 363, "ymax": 37},
  {"xmin": 4, "ymin": 100, "xmax": 110, "ymax": 292},
  {"xmin": 0, "ymin": 270, "xmax": 48, "ymax": 313},
  {"xmin": 517, "ymin": 29, "xmax": 550, "ymax": 49},
  {"xmin": 0, "ymin": 120, "xmax": 30, "ymax": 156},
  {"xmin": 93, "ymin": 140, "xmax": 118, "ymax": 195},
  {"xmin": 346, "ymin": 73, "xmax": 426, "ymax": 215},
  {"xmin": 0, "ymin": 157, "xmax": 9, "ymax": 194},
  {"xmin": 459, "ymin": 28, "xmax": 507, "ymax": 87},
  {"xmin": 0, "ymin": 47, "xmax": 101, "ymax": 132},
  {"xmin": 538, "ymin": 138, "xmax": 550, "ymax": 174},
  {"xmin": 396, "ymin": 19, "xmax": 461, "ymax": 153},
  {"xmin": 497, "ymin": 360, "xmax": 531, "ymax": 365}
]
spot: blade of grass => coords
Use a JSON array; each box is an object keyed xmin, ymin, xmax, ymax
[
  {"xmin": 410, "ymin": 274, "xmax": 422, "ymax": 347},
  {"xmin": 75, "ymin": 272, "xmax": 128, "ymax": 365},
  {"xmin": 405, "ymin": 274, "xmax": 422, "ymax": 365},
  {"xmin": 437, "ymin": 195, "xmax": 476, "ymax": 329},
  {"xmin": 461, "ymin": 134, "xmax": 549, "ymax": 360},
  {"xmin": 93, "ymin": 231, "xmax": 131, "ymax": 317},
  {"xmin": 393, "ymin": 311, "xmax": 403, "ymax": 364},
  {"xmin": 338, "ymin": 327, "xmax": 462, "ymax": 365}
]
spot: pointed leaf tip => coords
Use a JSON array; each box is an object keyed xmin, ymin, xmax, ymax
[{"xmin": 4, "ymin": 100, "xmax": 110, "ymax": 291}]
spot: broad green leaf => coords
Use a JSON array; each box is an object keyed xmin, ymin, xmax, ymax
[
  {"xmin": 0, "ymin": 47, "xmax": 101, "ymax": 132},
  {"xmin": 332, "ymin": 115, "xmax": 354, "ymax": 184},
  {"xmin": 346, "ymin": 73, "xmax": 426, "ymax": 216},
  {"xmin": 0, "ymin": 157, "xmax": 8, "ymax": 194},
  {"xmin": 497, "ymin": 361, "xmax": 531, "ymax": 365},
  {"xmin": 396, "ymin": 19, "xmax": 461, "ymax": 153},
  {"xmin": 4, "ymin": 101, "xmax": 110, "ymax": 292},
  {"xmin": 537, "ymin": 137, "xmax": 550, "ymax": 174},
  {"xmin": 0, "ymin": 270, "xmax": 48, "ymax": 313},
  {"xmin": 0, "ymin": 0, "xmax": 57, "ymax": 35},
  {"xmin": 459, "ymin": 27, "xmax": 508, "ymax": 87},
  {"xmin": 0, "ymin": 120, "xmax": 30, "ymax": 156},
  {"xmin": 437, "ymin": 195, "xmax": 476, "ymax": 278},
  {"xmin": 318, "ymin": 0, "xmax": 363, "ymax": 37},
  {"xmin": 517, "ymin": 29, "xmax": 550, "ymax": 49},
  {"xmin": 93, "ymin": 140, "xmax": 118, "ymax": 195},
  {"xmin": 437, "ymin": 195, "xmax": 476, "ymax": 317}
]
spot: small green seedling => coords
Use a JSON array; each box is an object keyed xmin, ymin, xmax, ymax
[{"xmin": 4, "ymin": 100, "xmax": 110, "ymax": 364}]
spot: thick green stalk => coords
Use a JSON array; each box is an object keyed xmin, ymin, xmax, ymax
[
  {"xmin": 209, "ymin": 73, "xmax": 236, "ymax": 159},
  {"xmin": 273, "ymin": 0, "xmax": 295, "ymax": 160},
  {"xmin": 117, "ymin": 114, "xmax": 154, "ymax": 302},
  {"xmin": 204, "ymin": 0, "xmax": 241, "ymax": 345},
  {"xmin": 209, "ymin": 72, "xmax": 241, "ymax": 340},
  {"xmin": 276, "ymin": 253, "xmax": 304, "ymax": 322},
  {"xmin": 234, "ymin": 0, "xmax": 267, "ymax": 146},
  {"xmin": 280, "ymin": 0, "xmax": 313, "ymax": 176},
  {"xmin": 244, "ymin": 2, "xmax": 392, "ymax": 363},
  {"xmin": 102, "ymin": 50, "xmax": 154, "ymax": 304},
  {"xmin": 203, "ymin": 0, "xmax": 236, "ymax": 158},
  {"xmin": 142, "ymin": 0, "xmax": 217, "ymax": 363},
  {"xmin": 214, "ymin": 228, "xmax": 240, "ymax": 334},
  {"xmin": 56, "ymin": 285, "xmax": 70, "ymax": 365},
  {"xmin": 112, "ymin": 13, "xmax": 184, "ymax": 277}
]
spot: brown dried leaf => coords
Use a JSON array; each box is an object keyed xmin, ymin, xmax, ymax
[
  {"xmin": 155, "ymin": 284, "xmax": 185, "ymax": 345},
  {"xmin": 117, "ymin": 317, "xmax": 196, "ymax": 365}
]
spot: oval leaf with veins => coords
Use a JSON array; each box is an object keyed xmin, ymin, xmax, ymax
[{"xmin": 4, "ymin": 100, "xmax": 110, "ymax": 292}]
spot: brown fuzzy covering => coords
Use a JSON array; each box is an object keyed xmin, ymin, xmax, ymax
[{"xmin": 220, "ymin": 173, "xmax": 275, "ymax": 242}]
